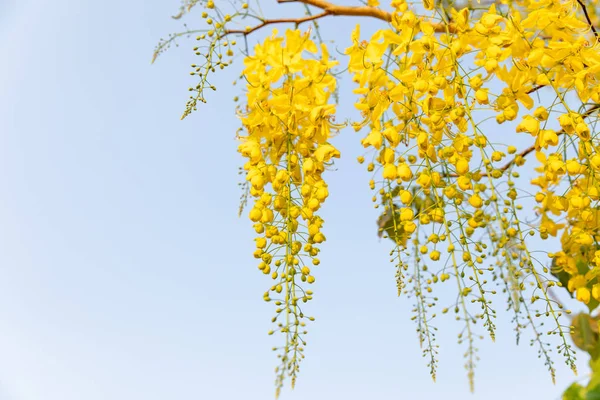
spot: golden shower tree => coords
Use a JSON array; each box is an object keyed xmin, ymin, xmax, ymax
[{"xmin": 154, "ymin": 0, "xmax": 600, "ymax": 397}]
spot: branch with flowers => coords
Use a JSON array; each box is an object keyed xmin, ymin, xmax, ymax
[{"xmin": 155, "ymin": 0, "xmax": 600, "ymax": 397}]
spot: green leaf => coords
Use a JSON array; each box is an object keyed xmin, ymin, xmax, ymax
[
  {"xmin": 577, "ymin": 258, "xmax": 591, "ymax": 276},
  {"xmin": 588, "ymin": 357, "xmax": 600, "ymax": 389},
  {"xmin": 586, "ymin": 386, "xmax": 600, "ymax": 400},
  {"xmin": 563, "ymin": 382, "xmax": 586, "ymax": 400},
  {"xmin": 376, "ymin": 206, "xmax": 410, "ymax": 247},
  {"xmin": 588, "ymin": 298, "xmax": 600, "ymax": 313},
  {"xmin": 571, "ymin": 313, "xmax": 599, "ymax": 358}
]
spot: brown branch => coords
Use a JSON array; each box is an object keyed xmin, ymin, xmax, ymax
[
  {"xmin": 441, "ymin": 104, "xmax": 600, "ymax": 179},
  {"xmin": 223, "ymin": 11, "xmax": 331, "ymax": 36},
  {"xmin": 499, "ymin": 103, "xmax": 600, "ymax": 173},
  {"xmin": 527, "ymin": 85, "xmax": 545, "ymax": 95},
  {"xmin": 577, "ymin": 0, "xmax": 600, "ymax": 41},
  {"xmin": 277, "ymin": 0, "xmax": 454, "ymax": 33},
  {"xmin": 284, "ymin": 0, "xmax": 392, "ymax": 22}
]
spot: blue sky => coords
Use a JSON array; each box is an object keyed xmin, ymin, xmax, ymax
[{"xmin": 0, "ymin": 1, "xmax": 591, "ymax": 399}]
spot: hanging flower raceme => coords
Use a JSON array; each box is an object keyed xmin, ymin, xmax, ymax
[
  {"xmin": 237, "ymin": 29, "xmax": 340, "ymax": 396},
  {"xmin": 161, "ymin": 0, "xmax": 600, "ymax": 395},
  {"xmin": 346, "ymin": 6, "xmax": 500, "ymax": 385},
  {"xmin": 344, "ymin": 0, "xmax": 600, "ymax": 387}
]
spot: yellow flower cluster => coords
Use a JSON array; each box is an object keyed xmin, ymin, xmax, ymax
[
  {"xmin": 170, "ymin": 0, "xmax": 600, "ymax": 393},
  {"xmin": 238, "ymin": 29, "xmax": 340, "ymax": 394},
  {"xmin": 345, "ymin": 0, "xmax": 600, "ymax": 384},
  {"xmin": 519, "ymin": 0, "xmax": 600, "ymax": 308}
]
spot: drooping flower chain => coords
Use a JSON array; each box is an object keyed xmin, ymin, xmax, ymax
[
  {"xmin": 238, "ymin": 29, "xmax": 340, "ymax": 395},
  {"xmin": 184, "ymin": 0, "xmax": 600, "ymax": 393},
  {"xmin": 346, "ymin": 0, "xmax": 600, "ymax": 386}
]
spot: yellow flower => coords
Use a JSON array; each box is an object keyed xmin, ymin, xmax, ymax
[
  {"xmin": 313, "ymin": 144, "xmax": 340, "ymax": 162},
  {"xmin": 417, "ymin": 173, "xmax": 432, "ymax": 188},
  {"xmin": 457, "ymin": 176, "xmax": 472, "ymax": 191},
  {"xmin": 593, "ymin": 284, "xmax": 600, "ymax": 301},
  {"xmin": 361, "ymin": 130, "xmax": 383, "ymax": 149},
  {"xmin": 249, "ymin": 208, "xmax": 263, "ymax": 222},
  {"xmin": 575, "ymin": 122, "xmax": 590, "ymax": 140},
  {"xmin": 400, "ymin": 190, "xmax": 412, "ymax": 205},
  {"xmin": 475, "ymin": 89, "xmax": 489, "ymax": 105},
  {"xmin": 383, "ymin": 163, "xmax": 398, "ymax": 180},
  {"xmin": 568, "ymin": 275, "xmax": 587, "ymax": 292},
  {"xmin": 516, "ymin": 116, "xmax": 540, "ymax": 136},
  {"xmin": 430, "ymin": 208, "xmax": 445, "ymax": 223},
  {"xmin": 400, "ymin": 207, "xmax": 415, "ymax": 221},
  {"xmin": 456, "ymin": 158, "xmax": 469, "ymax": 175},
  {"xmin": 533, "ymin": 106, "xmax": 548, "ymax": 121},
  {"xmin": 397, "ymin": 163, "xmax": 413, "ymax": 181},
  {"xmin": 536, "ymin": 129, "xmax": 558, "ymax": 149},
  {"xmin": 468, "ymin": 194, "xmax": 483, "ymax": 208},
  {"xmin": 576, "ymin": 287, "xmax": 591, "ymax": 304},
  {"xmin": 404, "ymin": 221, "xmax": 416, "ymax": 233}
]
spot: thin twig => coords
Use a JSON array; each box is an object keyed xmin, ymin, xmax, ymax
[
  {"xmin": 442, "ymin": 104, "xmax": 600, "ymax": 178},
  {"xmin": 577, "ymin": 0, "xmax": 599, "ymax": 41},
  {"xmin": 499, "ymin": 103, "xmax": 600, "ymax": 172},
  {"xmin": 276, "ymin": 0, "xmax": 455, "ymax": 32},
  {"xmin": 527, "ymin": 85, "xmax": 544, "ymax": 95},
  {"xmin": 285, "ymin": 0, "xmax": 391, "ymax": 21},
  {"xmin": 223, "ymin": 11, "xmax": 331, "ymax": 37}
]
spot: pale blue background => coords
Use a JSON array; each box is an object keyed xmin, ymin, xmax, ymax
[{"xmin": 0, "ymin": 1, "xmax": 590, "ymax": 399}]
